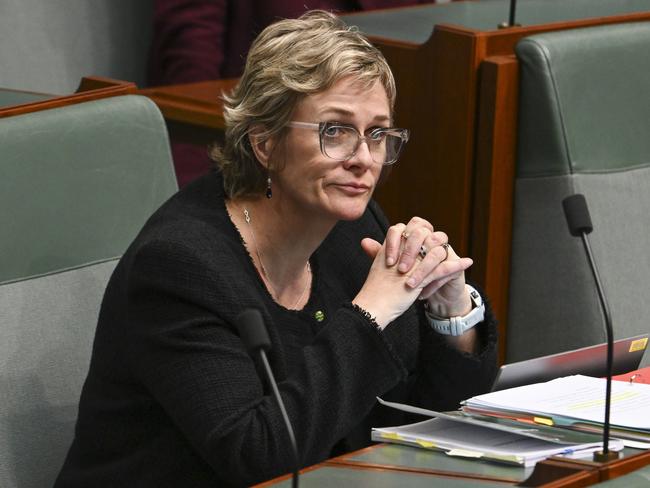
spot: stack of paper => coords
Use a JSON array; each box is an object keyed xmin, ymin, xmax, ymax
[
  {"xmin": 372, "ymin": 396, "xmax": 624, "ymax": 467},
  {"xmin": 463, "ymin": 375, "xmax": 650, "ymax": 446},
  {"xmin": 372, "ymin": 374, "xmax": 650, "ymax": 466},
  {"xmin": 372, "ymin": 418, "xmax": 618, "ymax": 467}
]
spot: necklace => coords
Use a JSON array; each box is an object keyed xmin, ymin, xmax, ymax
[{"xmin": 243, "ymin": 207, "xmax": 311, "ymax": 309}]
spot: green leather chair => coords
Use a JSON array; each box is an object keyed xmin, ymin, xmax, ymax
[
  {"xmin": 506, "ymin": 22, "xmax": 650, "ymax": 366},
  {"xmin": 0, "ymin": 95, "xmax": 177, "ymax": 487}
]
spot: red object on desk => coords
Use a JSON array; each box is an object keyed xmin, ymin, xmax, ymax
[{"xmin": 612, "ymin": 366, "xmax": 650, "ymax": 384}]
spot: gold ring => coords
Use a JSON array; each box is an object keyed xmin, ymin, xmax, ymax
[{"xmin": 401, "ymin": 231, "xmax": 409, "ymax": 240}]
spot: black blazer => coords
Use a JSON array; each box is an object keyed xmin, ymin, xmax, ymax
[{"xmin": 55, "ymin": 171, "xmax": 497, "ymax": 487}]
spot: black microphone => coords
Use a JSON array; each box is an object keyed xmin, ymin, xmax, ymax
[
  {"xmin": 562, "ymin": 194, "xmax": 619, "ymax": 462},
  {"xmin": 236, "ymin": 309, "xmax": 300, "ymax": 487}
]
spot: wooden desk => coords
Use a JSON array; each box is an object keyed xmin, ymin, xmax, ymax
[
  {"xmin": 137, "ymin": 79, "xmax": 237, "ymax": 147},
  {"xmin": 522, "ymin": 449, "xmax": 650, "ymax": 486},
  {"xmin": 256, "ymin": 444, "xmax": 529, "ymax": 487},
  {"xmin": 0, "ymin": 76, "xmax": 136, "ymax": 118},
  {"xmin": 0, "ymin": 88, "xmax": 50, "ymax": 107},
  {"xmin": 254, "ymin": 443, "xmax": 650, "ymax": 487}
]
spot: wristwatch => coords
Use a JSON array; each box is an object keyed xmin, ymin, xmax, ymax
[{"xmin": 425, "ymin": 285, "xmax": 485, "ymax": 336}]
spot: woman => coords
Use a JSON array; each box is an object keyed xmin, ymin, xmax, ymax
[
  {"xmin": 148, "ymin": 0, "xmax": 437, "ymax": 186},
  {"xmin": 56, "ymin": 11, "xmax": 497, "ymax": 487},
  {"xmin": 148, "ymin": 0, "xmax": 437, "ymax": 83}
]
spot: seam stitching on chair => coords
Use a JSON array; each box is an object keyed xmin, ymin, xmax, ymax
[
  {"xmin": 0, "ymin": 256, "xmax": 120, "ymax": 286},
  {"xmin": 517, "ymin": 161, "xmax": 650, "ymax": 180},
  {"xmin": 538, "ymin": 41, "xmax": 574, "ymax": 176}
]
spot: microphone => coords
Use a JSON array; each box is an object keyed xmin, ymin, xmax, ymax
[
  {"xmin": 562, "ymin": 194, "xmax": 619, "ymax": 462},
  {"xmin": 236, "ymin": 309, "xmax": 300, "ymax": 487}
]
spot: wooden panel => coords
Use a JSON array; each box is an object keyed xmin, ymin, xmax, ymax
[
  {"xmin": 0, "ymin": 77, "xmax": 136, "ymax": 118},
  {"xmin": 521, "ymin": 450, "xmax": 650, "ymax": 486},
  {"xmin": 370, "ymin": 37, "xmax": 437, "ymax": 230},
  {"xmin": 598, "ymin": 450, "xmax": 650, "ymax": 482},
  {"xmin": 471, "ymin": 55, "xmax": 519, "ymax": 364},
  {"xmin": 370, "ymin": 25, "xmax": 483, "ymax": 257},
  {"xmin": 138, "ymin": 79, "xmax": 238, "ymax": 129},
  {"xmin": 520, "ymin": 458, "xmax": 599, "ymax": 487},
  {"xmin": 480, "ymin": 11, "xmax": 650, "ymax": 54}
]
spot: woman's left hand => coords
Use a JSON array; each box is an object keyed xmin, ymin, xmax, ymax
[{"xmin": 362, "ymin": 217, "xmax": 473, "ymax": 319}]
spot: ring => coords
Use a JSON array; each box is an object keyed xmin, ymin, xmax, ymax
[
  {"xmin": 401, "ymin": 231, "xmax": 409, "ymax": 240},
  {"xmin": 441, "ymin": 242, "xmax": 450, "ymax": 261},
  {"xmin": 418, "ymin": 245, "xmax": 427, "ymax": 259}
]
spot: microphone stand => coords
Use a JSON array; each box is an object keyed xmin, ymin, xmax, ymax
[
  {"xmin": 498, "ymin": 0, "xmax": 521, "ymax": 28},
  {"xmin": 578, "ymin": 233, "xmax": 619, "ymax": 462},
  {"xmin": 259, "ymin": 348, "xmax": 300, "ymax": 488},
  {"xmin": 563, "ymin": 194, "xmax": 619, "ymax": 462},
  {"xmin": 508, "ymin": 0, "xmax": 517, "ymax": 27},
  {"xmin": 237, "ymin": 309, "xmax": 300, "ymax": 487}
]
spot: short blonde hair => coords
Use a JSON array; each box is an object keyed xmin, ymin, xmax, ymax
[{"xmin": 212, "ymin": 10, "xmax": 396, "ymax": 198}]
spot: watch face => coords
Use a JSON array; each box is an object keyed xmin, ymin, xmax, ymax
[{"xmin": 468, "ymin": 287, "xmax": 482, "ymax": 307}]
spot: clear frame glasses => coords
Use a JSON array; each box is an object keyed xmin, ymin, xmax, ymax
[{"xmin": 287, "ymin": 121, "xmax": 410, "ymax": 166}]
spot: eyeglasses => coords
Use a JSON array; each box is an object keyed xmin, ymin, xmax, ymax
[{"xmin": 287, "ymin": 121, "xmax": 410, "ymax": 166}]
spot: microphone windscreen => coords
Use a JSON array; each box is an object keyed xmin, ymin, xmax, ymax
[
  {"xmin": 236, "ymin": 309, "xmax": 271, "ymax": 353},
  {"xmin": 562, "ymin": 194, "xmax": 593, "ymax": 236}
]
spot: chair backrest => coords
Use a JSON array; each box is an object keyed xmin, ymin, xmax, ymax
[
  {"xmin": 0, "ymin": 95, "xmax": 177, "ymax": 487},
  {"xmin": 507, "ymin": 22, "xmax": 650, "ymax": 366}
]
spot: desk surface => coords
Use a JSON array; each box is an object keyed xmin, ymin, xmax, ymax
[
  {"xmin": 341, "ymin": 0, "xmax": 650, "ymax": 43},
  {"xmin": 1, "ymin": 78, "xmax": 136, "ymax": 119},
  {"xmin": 258, "ymin": 465, "xmax": 511, "ymax": 487},
  {"xmin": 257, "ymin": 443, "xmax": 649, "ymax": 487},
  {"xmin": 138, "ymin": 79, "xmax": 238, "ymax": 129},
  {"xmin": 335, "ymin": 444, "xmax": 531, "ymax": 482},
  {"xmin": 257, "ymin": 443, "xmax": 530, "ymax": 486},
  {"xmin": 0, "ymin": 88, "xmax": 50, "ymax": 107}
]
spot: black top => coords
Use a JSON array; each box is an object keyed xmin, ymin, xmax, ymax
[{"xmin": 55, "ymin": 171, "xmax": 498, "ymax": 487}]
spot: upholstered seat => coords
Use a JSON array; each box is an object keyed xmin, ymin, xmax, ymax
[
  {"xmin": 506, "ymin": 22, "xmax": 650, "ymax": 366},
  {"xmin": 0, "ymin": 95, "xmax": 177, "ymax": 487}
]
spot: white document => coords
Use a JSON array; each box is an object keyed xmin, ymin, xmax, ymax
[
  {"xmin": 373, "ymin": 396, "xmax": 624, "ymax": 467},
  {"xmin": 465, "ymin": 375, "xmax": 650, "ymax": 430},
  {"xmin": 371, "ymin": 417, "xmax": 619, "ymax": 467}
]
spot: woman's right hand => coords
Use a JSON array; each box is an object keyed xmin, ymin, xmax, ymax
[{"xmin": 352, "ymin": 238, "xmax": 422, "ymax": 328}]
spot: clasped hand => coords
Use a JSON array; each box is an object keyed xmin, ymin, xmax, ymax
[{"xmin": 353, "ymin": 217, "xmax": 473, "ymax": 329}]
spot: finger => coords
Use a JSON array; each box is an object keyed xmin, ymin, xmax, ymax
[
  {"xmin": 396, "ymin": 218, "xmax": 436, "ymax": 272},
  {"xmin": 385, "ymin": 224, "xmax": 406, "ymax": 266},
  {"xmin": 418, "ymin": 271, "xmax": 464, "ymax": 300},
  {"xmin": 445, "ymin": 243, "xmax": 461, "ymax": 261},
  {"xmin": 397, "ymin": 226, "xmax": 431, "ymax": 272},
  {"xmin": 401, "ymin": 233, "xmax": 450, "ymax": 284},
  {"xmin": 409, "ymin": 255, "xmax": 472, "ymax": 290},
  {"xmin": 407, "ymin": 255, "xmax": 472, "ymax": 289},
  {"xmin": 430, "ymin": 231, "xmax": 448, "ymax": 246},
  {"xmin": 406, "ymin": 216, "xmax": 434, "ymax": 233},
  {"xmin": 360, "ymin": 237, "xmax": 382, "ymax": 260}
]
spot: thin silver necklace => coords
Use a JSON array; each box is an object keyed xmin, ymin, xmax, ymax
[{"xmin": 243, "ymin": 207, "xmax": 311, "ymax": 309}]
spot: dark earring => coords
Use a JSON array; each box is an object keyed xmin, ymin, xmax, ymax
[{"xmin": 266, "ymin": 175, "xmax": 272, "ymax": 199}]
